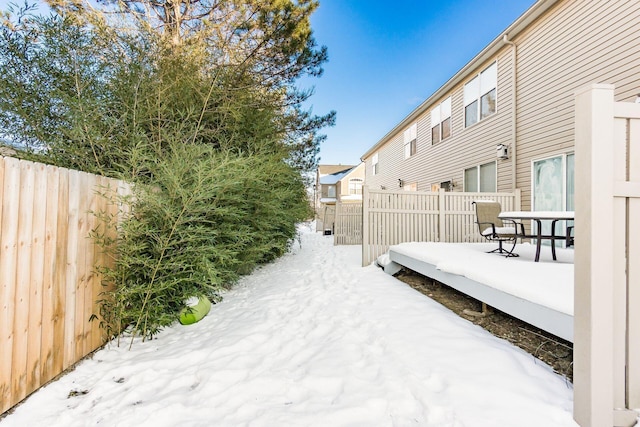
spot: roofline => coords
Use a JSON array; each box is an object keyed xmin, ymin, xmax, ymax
[{"xmin": 360, "ymin": 0, "xmax": 560, "ymax": 161}]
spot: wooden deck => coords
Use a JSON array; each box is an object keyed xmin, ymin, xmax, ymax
[{"xmin": 383, "ymin": 243, "xmax": 574, "ymax": 343}]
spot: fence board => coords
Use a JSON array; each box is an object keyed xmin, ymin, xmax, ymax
[
  {"xmin": 0, "ymin": 157, "xmax": 19, "ymax": 409},
  {"xmin": 0, "ymin": 156, "xmax": 129, "ymax": 414},
  {"xmin": 12, "ymin": 161, "xmax": 35, "ymax": 403},
  {"xmin": 64, "ymin": 169, "xmax": 80, "ymax": 370},
  {"xmin": 86, "ymin": 174, "xmax": 100, "ymax": 347},
  {"xmin": 40, "ymin": 165, "xmax": 59, "ymax": 385},
  {"xmin": 75, "ymin": 171, "xmax": 89, "ymax": 361},
  {"xmin": 627, "ymin": 117, "xmax": 640, "ymax": 408},
  {"xmin": 91, "ymin": 175, "xmax": 108, "ymax": 349},
  {"xmin": 52, "ymin": 167, "xmax": 69, "ymax": 383},
  {"xmin": 26, "ymin": 162, "xmax": 47, "ymax": 397},
  {"xmin": 612, "ymin": 116, "xmax": 628, "ymax": 411}
]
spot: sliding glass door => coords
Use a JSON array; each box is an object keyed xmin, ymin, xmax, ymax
[{"xmin": 532, "ymin": 153, "xmax": 574, "ymax": 245}]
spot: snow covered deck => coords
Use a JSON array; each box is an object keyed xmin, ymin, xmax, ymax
[{"xmin": 383, "ymin": 242, "xmax": 574, "ymax": 343}]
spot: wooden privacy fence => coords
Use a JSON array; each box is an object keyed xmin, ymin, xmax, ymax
[
  {"xmin": 361, "ymin": 187, "xmax": 521, "ymax": 266},
  {"xmin": 0, "ymin": 156, "xmax": 129, "ymax": 414},
  {"xmin": 574, "ymin": 84, "xmax": 640, "ymax": 426},
  {"xmin": 333, "ymin": 202, "xmax": 362, "ymax": 245}
]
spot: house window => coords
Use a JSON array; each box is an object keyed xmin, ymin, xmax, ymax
[
  {"xmin": 464, "ymin": 62, "xmax": 497, "ymax": 128},
  {"xmin": 349, "ymin": 178, "xmax": 363, "ymax": 195},
  {"xmin": 403, "ymin": 182, "xmax": 418, "ymax": 191},
  {"xmin": 327, "ymin": 185, "xmax": 336, "ymax": 198},
  {"xmin": 533, "ymin": 154, "xmax": 574, "ymax": 211},
  {"xmin": 464, "ymin": 161, "xmax": 496, "ymax": 192},
  {"xmin": 404, "ymin": 123, "xmax": 417, "ymax": 158},
  {"xmin": 431, "ymin": 97, "xmax": 452, "ymax": 144},
  {"xmin": 372, "ymin": 153, "xmax": 379, "ymax": 175}
]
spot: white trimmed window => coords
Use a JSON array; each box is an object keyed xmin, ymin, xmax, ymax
[
  {"xmin": 327, "ymin": 185, "xmax": 336, "ymax": 198},
  {"xmin": 372, "ymin": 153, "xmax": 379, "ymax": 175},
  {"xmin": 431, "ymin": 97, "xmax": 451, "ymax": 144},
  {"xmin": 464, "ymin": 62, "xmax": 497, "ymax": 127},
  {"xmin": 532, "ymin": 153, "xmax": 574, "ymax": 244},
  {"xmin": 464, "ymin": 161, "xmax": 496, "ymax": 192},
  {"xmin": 532, "ymin": 153, "xmax": 574, "ymax": 212},
  {"xmin": 403, "ymin": 182, "xmax": 417, "ymax": 192},
  {"xmin": 349, "ymin": 178, "xmax": 363, "ymax": 195},
  {"xmin": 403, "ymin": 123, "xmax": 417, "ymax": 158}
]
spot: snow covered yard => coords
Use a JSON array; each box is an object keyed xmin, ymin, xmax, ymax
[{"xmin": 1, "ymin": 223, "xmax": 577, "ymax": 427}]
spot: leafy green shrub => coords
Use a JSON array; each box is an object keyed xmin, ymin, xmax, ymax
[{"xmin": 97, "ymin": 142, "xmax": 310, "ymax": 345}]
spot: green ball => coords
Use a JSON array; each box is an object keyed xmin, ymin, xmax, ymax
[{"xmin": 179, "ymin": 296, "xmax": 212, "ymax": 325}]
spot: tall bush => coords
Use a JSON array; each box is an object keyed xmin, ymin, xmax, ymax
[
  {"xmin": 97, "ymin": 142, "xmax": 310, "ymax": 344},
  {"xmin": 0, "ymin": 3, "xmax": 326, "ymax": 345}
]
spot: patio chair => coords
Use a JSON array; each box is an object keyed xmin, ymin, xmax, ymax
[
  {"xmin": 472, "ymin": 200, "xmax": 524, "ymax": 257},
  {"xmin": 566, "ymin": 224, "xmax": 574, "ymax": 247}
]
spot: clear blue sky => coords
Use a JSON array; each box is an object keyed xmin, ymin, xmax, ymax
[
  {"xmin": 301, "ymin": 0, "xmax": 536, "ymax": 166},
  {"xmin": 0, "ymin": 0, "xmax": 536, "ymax": 166}
]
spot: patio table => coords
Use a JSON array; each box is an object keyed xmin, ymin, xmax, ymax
[{"xmin": 498, "ymin": 210, "xmax": 574, "ymax": 262}]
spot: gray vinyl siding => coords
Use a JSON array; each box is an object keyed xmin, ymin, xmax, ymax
[
  {"xmin": 364, "ymin": 132, "xmax": 404, "ymax": 191},
  {"xmin": 514, "ymin": 0, "xmax": 640, "ymax": 210},
  {"xmin": 365, "ymin": 53, "xmax": 515, "ymax": 194},
  {"xmin": 363, "ymin": 0, "xmax": 640, "ymax": 209}
]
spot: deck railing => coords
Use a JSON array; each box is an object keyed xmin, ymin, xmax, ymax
[{"xmin": 361, "ymin": 187, "xmax": 521, "ymax": 266}]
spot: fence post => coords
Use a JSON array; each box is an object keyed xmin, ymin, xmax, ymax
[
  {"xmin": 438, "ymin": 189, "xmax": 445, "ymax": 242},
  {"xmin": 574, "ymin": 83, "xmax": 639, "ymax": 426},
  {"xmin": 333, "ymin": 202, "xmax": 340, "ymax": 245},
  {"xmin": 574, "ymin": 83, "xmax": 614, "ymax": 427},
  {"xmin": 362, "ymin": 186, "xmax": 370, "ymax": 266}
]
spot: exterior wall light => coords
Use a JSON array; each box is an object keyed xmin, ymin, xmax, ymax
[{"xmin": 497, "ymin": 143, "xmax": 509, "ymax": 160}]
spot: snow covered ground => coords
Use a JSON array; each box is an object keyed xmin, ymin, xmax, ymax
[{"xmin": 1, "ymin": 223, "xmax": 578, "ymax": 427}]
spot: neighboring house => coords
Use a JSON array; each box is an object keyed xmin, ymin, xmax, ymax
[
  {"xmin": 316, "ymin": 163, "xmax": 365, "ymax": 206},
  {"xmin": 315, "ymin": 163, "xmax": 365, "ymax": 232},
  {"xmin": 360, "ymin": 0, "xmax": 640, "ymax": 214}
]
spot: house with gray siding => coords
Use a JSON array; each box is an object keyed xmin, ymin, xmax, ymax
[{"xmin": 361, "ymin": 0, "xmax": 640, "ymax": 215}]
